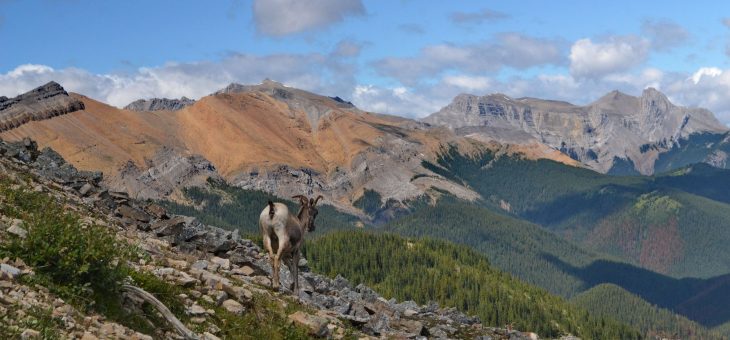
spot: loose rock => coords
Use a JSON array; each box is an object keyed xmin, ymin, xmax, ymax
[
  {"xmin": 221, "ymin": 299, "xmax": 244, "ymax": 315},
  {"xmin": 0, "ymin": 263, "xmax": 21, "ymax": 280},
  {"xmin": 288, "ymin": 311, "xmax": 329, "ymax": 338},
  {"xmin": 20, "ymin": 329, "xmax": 40, "ymax": 339},
  {"xmin": 210, "ymin": 257, "xmax": 230, "ymax": 271},
  {"xmin": 7, "ymin": 219, "xmax": 27, "ymax": 239}
]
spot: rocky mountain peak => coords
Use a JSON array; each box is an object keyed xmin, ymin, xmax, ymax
[
  {"xmin": 215, "ymin": 79, "xmax": 287, "ymax": 95},
  {"xmin": 640, "ymin": 87, "xmax": 672, "ymax": 114},
  {"xmin": 641, "ymin": 87, "xmax": 664, "ymax": 98},
  {"xmin": 0, "ymin": 81, "xmax": 85, "ymax": 132},
  {"xmin": 213, "ymin": 80, "xmax": 358, "ymax": 130},
  {"xmin": 486, "ymin": 93, "xmax": 514, "ymax": 101},
  {"xmin": 124, "ymin": 96, "xmax": 195, "ymax": 111},
  {"xmin": 261, "ymin": 78, "xmax": 284, "ymax": 87},
  {"xmin": 215, "ymin": 79, "xmax": 355, "ymax": 108},
  {"xmin": 426, "ymin": 88, "xmax": 729, "ymax": 174},
  {"xmin": 588, "ymin": 90, "xmax": 640, "ymax": 114}
]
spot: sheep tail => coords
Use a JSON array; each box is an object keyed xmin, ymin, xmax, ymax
[{"xmin": 268, "ymin": 200, "xmax": 276, "ymax": 219}]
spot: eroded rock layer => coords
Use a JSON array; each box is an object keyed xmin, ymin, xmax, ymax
[{"xmin": 0, "ymin": 81, "xmax": 85, "ymax": 132}]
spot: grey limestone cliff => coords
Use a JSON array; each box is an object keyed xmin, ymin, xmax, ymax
[{"xmin": 425, "ymin": 88, "xmax": 728, "ymax": 174}]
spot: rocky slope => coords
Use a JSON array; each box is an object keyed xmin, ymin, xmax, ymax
[
  {"xmin": 424, "ymin": 88, "xmax": 728, "ymax": 174},
  {"xmin": 0, "ymin": 138, "xmax": 542, "ymax": 339},
  {"xmin": 0, "ymin": 81, "xmax": 85, "ymax": 132},
  {"xmin": 124, "ymin": 97, "xmax": 196, "ymax": 111}
]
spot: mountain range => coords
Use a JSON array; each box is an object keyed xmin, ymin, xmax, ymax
[
  {"xmin": 3, "ymin": 80, "xmax": 730, "ymax": 338},
  {"xmin": 0, "ymin": 80, "xmax": 578, "ymax": 213},
  {"xmin": 424, "ymin": 88, "xmax": 729, "ymax": 175}
]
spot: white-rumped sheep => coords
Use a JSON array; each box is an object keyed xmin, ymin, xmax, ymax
[{"xmin": 259, "ymin": 195, "xmax": 322, "ymax": 292}]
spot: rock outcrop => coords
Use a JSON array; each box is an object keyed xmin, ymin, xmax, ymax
[
  {"xmin": 105, "ymin": 146, "xmax": 221, "ymax": 200},
  {"xmin": 0, "ymin": 81, "xmax": 84, "ymax": 132},
  {"xmin": 425, "ymin": 88, "xmax": 729, "ymax": 174},
  {"xmin": 0, "ymin": 137, "xmax": 102, "ymax": 191},
  {"xmin": 124, "ymin": 97, "xmax": 195, "ymax": 111}
]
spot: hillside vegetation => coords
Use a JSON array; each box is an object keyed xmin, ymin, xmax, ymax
[
  {"xmin": 420, "ymin": 146, "xmax": 730, "ymax": 279},
  {"xmin": 382, "ymin": 198, "xmax": 600, "ymax": 297},
  {"xmin": 306, "ymin": 230, "xmax": 640, "ymax": 339},
  {"xmin": 571, "ymin": 284, "xmax": 725, "ymax": 339}
]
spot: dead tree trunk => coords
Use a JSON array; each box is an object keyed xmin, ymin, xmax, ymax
[{"xmin": 121, "ymin": 284, "xmax": 198, "ymax": 340}]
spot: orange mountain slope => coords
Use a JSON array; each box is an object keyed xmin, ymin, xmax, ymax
[{"xmin": 0, "ymin": 81, "xmax": 581, "ymax": 207}]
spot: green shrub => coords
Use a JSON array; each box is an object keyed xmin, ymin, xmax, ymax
[{"xmin": 1, "ymin": 182, "xmax": 133, "ymax": 307}]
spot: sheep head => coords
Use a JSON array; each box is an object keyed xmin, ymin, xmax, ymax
[{"xmin": 292, "ymin": 194, "xmax": 323, "ymax": 232}]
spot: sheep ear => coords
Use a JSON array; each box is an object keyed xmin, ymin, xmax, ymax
[{"xmin": 314, "ymin": 195, "xmax": 323, "ymax": 206}]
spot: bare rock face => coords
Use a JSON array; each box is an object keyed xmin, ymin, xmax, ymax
[
  {"xmin": 105, "ymin": 147, "xmax": 221, "ymax": 200},
  {"xmin": 0, "ymin": 139, "xmax": 102, "ymax": 190},
  {"xmin": 124, "ymin": 97, "xmax": 195, "ymax": 111},
  {"xmin": 0, "ymin": 81, "xmax": 85, "ymax": 132},
  {"xmin": 425, "ymin": 88, "xmax": 729, "ymax": 174}
]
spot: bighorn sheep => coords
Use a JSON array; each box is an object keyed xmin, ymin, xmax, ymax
[{"xmin": 259, "ymin": 195, "xmax": 322, "ymax": 292}]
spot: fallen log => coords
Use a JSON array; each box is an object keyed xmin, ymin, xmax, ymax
[{"xmin": 121, "ymin": 284, "xmax": 198, "ymax": 339}]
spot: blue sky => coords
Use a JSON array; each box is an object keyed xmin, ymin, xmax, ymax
[{"xmin": 2, "ymin": 0, "xmax": 730, "ymax": 123}]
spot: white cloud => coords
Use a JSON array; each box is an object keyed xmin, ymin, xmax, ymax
[
  {"xmin": 443, "ymin": 75, "xmax": 491, "ymax": 92},
  {"xmin": 374, "ymin": 33, "xmax": 565, "ymax": 85},
  {"xmin": 569, "ymin": 36, "xmax": 650, "ymax": 79},
  {"xmin": 352, "ymin": 85, "xmax": 444, "ymax": 117},
  {"xmin": 690, "ymin": 67, "xmax": 722, "ymax": 84},
  {"xmin": 603, "ymin": 68, "xmax": 664, "ymax": 90},
  {"xmin": 6, "ymin": 64, "xmax": 54, "ymax": 77},
  {"xmin": 252, "ymin": 0, "xmax": 364, "ymax": 36},
  {"xmin": 666, "ymin": 67, "xmax": 730, "ymax": 123}
]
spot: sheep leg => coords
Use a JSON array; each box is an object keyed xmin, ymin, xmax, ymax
[
  {"xmin": 284, "ymin": 254, "xmax": 297, "ymax": 292},
  {"xmin": 290, "ymin": 251, "xmax": 300, "ymax": 293},
  {"xmin": 272, "ymin": 237, "xmax": 289, "ymax": 291},
  {"xmin": 272, "ymin": 255, "xmax": 281, "ymax": 290},
  {"xmin": 262, "ymin": 235, "xmax": 276, "ymax": 288}
]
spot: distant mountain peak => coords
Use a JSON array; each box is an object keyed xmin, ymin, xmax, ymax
[
  {"xmin": 214, "ymin": 80, "xmax": 356, "ymax": 110},
  {"xmin": 124, "ymin": 96, "xmax": 195, "ymax": 111},
  {"xmin": 591, "ymin": 89, "xmax": 638, "ymax": 107},
  {"xmin": 261, "ymin": 78, "xmax": 284, "ymax": 87},
  {"xmin": 217, "ymin": 79, "xmax": 288, "ymax": 95}
]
